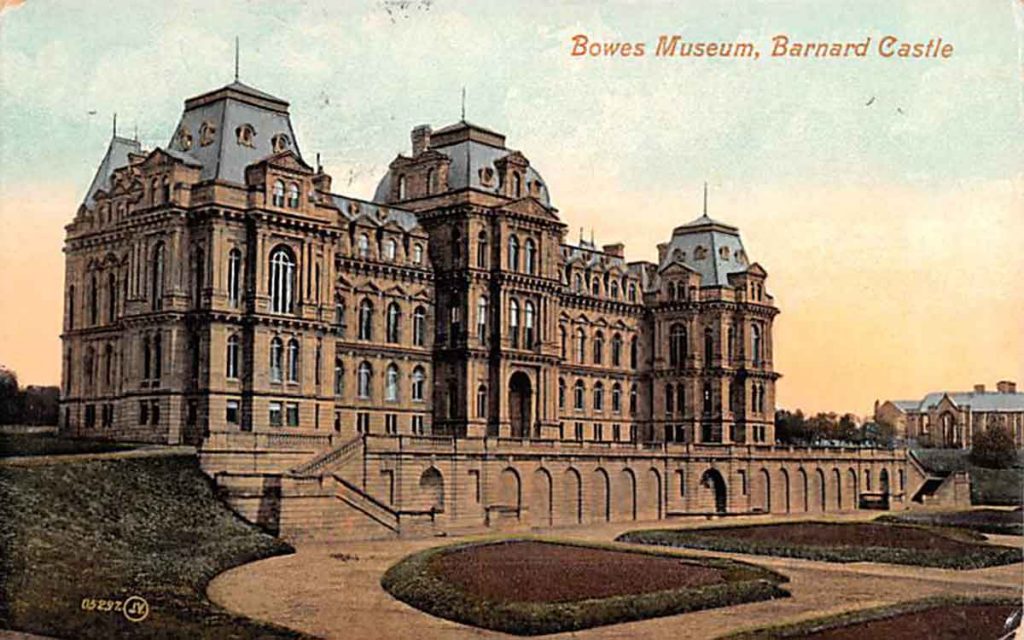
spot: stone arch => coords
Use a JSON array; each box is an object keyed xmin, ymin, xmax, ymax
[
  {"xmin": 499, "ymin": 467, "xmax": 522, "ymax": 514},
  {"xmin": 699, "ymin": 468, "xmax": 728, "ymax": 514},
  {"xmin": 879, "ymin": 468, "xmax": 891, "ymax": 496},
  {"xmin": 752, "ymin": 468, "xmax": 771, "ymax": 513},
  {"xmin": 508, "ymin": 371, "xmax": 533, "ymax": 438},
  {"xmin": 564, "ymin": 468, "xmax": 583, "ymax": 525},
  {"xmin": 648, "ymin": 468, "xmax": 663, "ymax": 520},
  {"xmin": 845, "ymin": 468, "xmax": 858, "ymax": 510},
  {"xmin": 593, "ymin": 468, "xmax": 611, "ymax": 522},
  {"xmin": 776, "ymin": 468, "xmax": 791, "ymax": 513},
  {"xmin": 832, "ymin": 468, "xmax": 843, "ymax": 511},
  {"xmin": 618, "ymin": 468, "xmax": 638, "ymax": 521},
  {"xmin": 795, "ymin": 468, "xmax": 809, "ymax": 512},
  {"xmin": 419, "ymin": 467, "xmax": 444, "ymax": 512},
  {"xmin": 530, "ymin": 467, "xmax": 553, "ymax": 528},
  {"xmin": 813, "ymin": 468, "xmax": 826, "ymax": 512}
]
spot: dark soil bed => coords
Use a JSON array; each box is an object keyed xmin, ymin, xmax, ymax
[
  {"xmin": 617, "ymin": 521, "xmax": 1023, "ymax": 569},
  {"xmin": 382, "ymin": 539, "xmax": 789, "ymax": 635},
  {"xmin": 433, "ymin": 540, "xmax": 726, "ymax": 603},
  {"xmin": 877, "ymin": 509, "xmax": 1023, "ymax": 536}
]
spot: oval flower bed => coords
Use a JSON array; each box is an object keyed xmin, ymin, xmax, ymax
[
  {"xmin": 381, "ymin": 539, "xmax": 789, "ymax": 635},
  {"xmin": 617, "ymin": 521, "xmax": 1023, "ymax": 569}
]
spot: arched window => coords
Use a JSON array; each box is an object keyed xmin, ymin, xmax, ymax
[
  {"xmin": 412, "ymin": 367, "xmax": 425, "ymax": 401},
  {"xmin": 383, "ymin": 238, "xmax": 397, "ymax": 261},
  {"xmin": 574, "ymin": 273, "xmax": 583, "ymax": 292},
  {"xmin": 227, "ymin": 248, "xmax": 242, "ymax": 307},
  {"xmin": 666, "ymin": 383, "xmax": 675, "ymax": 414},
  {"xmin": 612, "ymin": 383, "xmax": 622, "ymax": 413},
  {"xmin": 385, "ymin": 364, "xmax": 399, "ymax": 401},
  {"xmin": 704, "ymin": 328, "xmax": 714, "ymax": 364},
  {"xmin": 610, "ymin": 280, "xmax": 619, "ymax": 299},
  {"xmin": 509, "ymin": 298, "xmax": 520, "ymax": 348},
  {"xmin": 628, "ymin": 282, "xmax": 637, "ymax": 302},
  {"xmin": 357, "ymin": 361, "xmax": 372, "ymax": 398},
  {"xmin": 611, "ymin": 333, "xmax": 622, "ymax": 366},
  {"xmin": 107, "ymin": 273, "xmax": 117, "ymax": 322},
  {"xmin": 476, "ymin": 297, "xmax": 488, "ymax": 342},
  {"xmin": 669, "ymin": 324, "xmax": 687, "ymax": 368},
  {"xmin": 386, "ymin": 302, "xmax": 401, "ymax": 343},
  {"xmin": 524, "ymin": 238, "xmax": 536, "ymax": 274},
  {"xmin": 593, "ymin": 331, "xmax": 604, "ymax": 364},
  {"xmin": 576, "ymin": 328, "xmax": 586, "ymax": 363},
  {"xmin": 727, "ymin": 326, "xmax": 736, "ymax": 361},
  {"xmin": 89, "ymin": 275, "xmax": 99, "ymax": 324},
  {"xmin": 413, "ymin": 243, "xmax": 424, "ymax": 265},
  {"xmin": 425, "ymin": 168, "xmax": 435, "ymax": 195},
  {"xmin": 476, "ymin": 384, "xmax": 487, "ymax": 417},
  {"xmin": 703, "ymin": 382, "xmax": 713, "ymax": 414},
  {"xmin": 397, "ymin": 175, "xmax": 407, "ymax": 200},
  {"xmin": 268, "ymin": 246, "xmax": 295, "ymax": 314},
  {"xmin": 593, "ymin": 382, "xmax": 604, "ymax": 411},
  {"xmin": 269, "ymin": 337, "xmax": 283, "ymax": 382},
  {"xmin": 153, "ymin": 332, "xmax": 162, "ymax": 381},
  {"xmin": 272, "ymin": 180, "xmax": 285, "ymax": 207},
  {"xmin": 103, "ymin": 343, "xmax": 114, "ymax": 387},
  {"xmin": 508, "ymin": 235, "xmax": 520, "ymax": 271},
  {"xmin": 413, "ymin": 306, "xmax": 426, "ymax": 346},
  {"xmin": 451, "ymin": 228, "xmax": 462, "ymax": 265},
  {"xmin": 629, "ymin": 384, "xmax": 638, "ymax": 415},
  {"xmin": 357, "ymin": 234, "xmax": 370, "ymax": 258},
  {"xmin": 287, "ymin": 182, "xmax": 300, "ymax": 208},
  {"xmin": 559, "ymin": 326, "xmax": 567, "ymax": 359},
  {"xmin": 752, "ymin": 324, "xmax": 763, "ymax": 366},
  {"xmin": 142, "ymin": 336, "xmax": 151, "ymax": 381},
  {"xmin": 630, "ymin": 336, "xmax": 638, "ymax": 369},
  {"xmin": 151, "ymin": 178, "xmax": 161, "ymax": 205},
  {"xmin": 194, "ymin": 246, "xmax": 205, "ymax": 308},
  {"xmin": 512, "ymin": 172, "xmax": 522, "ymax": 197},
  {"xmin": 151, "ymin": 242, "xmax": 165, "ymax": 310},
  {"xmin": 84, "ymin": 346, "xmax": 95, "ymax": 390},
  {"xmin": 358, "ymin": 299, "xmax": 373, "ymax": 340},
  {"xmin": 677, "ymin": 384, "xmax": 686, "ymax": 415},
  {"xmin": 67, "ymin": 285, "xmax": 75, "ymax": 330},
  {"xmin": 573, "ymin": 379, "xmax": 585, "ymax": 410},
  {"xmin": 524, "ymin": 301, "xmax": 536, "ymax": 348},
  {"xmin": 334, "ymin": 358, "xmax": 344, "ymax": 396},
  {"xmin": 287, "ymin": 338, "xmax": 300, "ymax": 382},
  {"xmin": 476, "ymin": 231, "xmax": 488, "ymax": 268},
  {"xmin": 668, "ymin": 282, "xmax": 677, "ymax": 300},
  {"xmin": 591, "ymin": 277, "xmax": 600, "ymax": 296},
  {"xmin": 558, "ymin": 378, "xmax": 566, "ymax": 409},
  {"xmin": 226, "ymin": 334, "xmax": 239, "ymax": 379}
]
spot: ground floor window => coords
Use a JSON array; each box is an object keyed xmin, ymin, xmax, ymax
[
  {"xmin": 574, "ymin": 422, "xmax": 583, "ymax": 441},
  {"xmin": 286, "ymin": 402, "xmax": 300, "ymax": 427},
  {"xmin": 594, "ymin": 423, "xmax": 603, "ymax": 441},
  {"xmin": 412, "ymin": 415, "xmax": 425, "ymax": 435},
  {"xmin": 357, "ymin": 411, "xmax": 370, "ymax": 434},
  {"xmin": 226, "ymin": 399, "xmax": 239, "ymax": 425},
  {"xmin": 612, "ymin": 424, "xmax": 621, "ymax": 441},
  {"xmin": 385, "ymin": 413, "xmax": 398, "ymax": 435},
  {"xmin": 269, "ymin": 401, "xmax": 283, "ymax": 427}
]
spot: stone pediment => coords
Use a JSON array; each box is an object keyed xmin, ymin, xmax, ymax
[
  {"xmin": 503, "ymin": 196, "xmax": 559, "ymax": 221},
  {"xmin": 659, "ymin": 261, "xmax": 699, "ymax": 276},
  {"xmin": 262, "ymin": 150, "xmax": 314, "ymax": 175},
  {"xmin": 409, "ymin": 288, "xmax": 432, "ymax": 302},
  {"xmin": 336, "ymin": 275, "xmax": 354, "ymax": 290},
  {"xmin": 745, "ymin": 263, "xmax": 768, "ymax": 278}
]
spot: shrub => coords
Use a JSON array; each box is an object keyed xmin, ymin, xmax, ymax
[{"xmin": 971, "ymin": 425, "xmax": 1018, "ymax": 469}]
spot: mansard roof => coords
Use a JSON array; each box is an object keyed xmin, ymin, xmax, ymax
[
  {"xmin": 658, "ymin": 213, "xmax": 752, "ymax": 287},
  {"xmin": 330, "ymin": 194, "xmax": 422, "ymax": 233},
  {"xmin": 82, "ymin": 136, "xmax": 142, "ymax": 207}
]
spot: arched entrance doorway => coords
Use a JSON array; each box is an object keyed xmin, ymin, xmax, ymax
[
  {"xmin": 419, "ymin": 467, "xmax": 444, "ymax": 512},
  {"xmin": 508, "ymin": 372, "xmax": 532, "ymax": 438},
  {"xmin": 699, "ymin": 468, "xmax": 727, "ymax": 514}
]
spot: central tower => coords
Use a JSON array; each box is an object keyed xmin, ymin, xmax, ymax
[{"xmin": 374, "ymin": 121, "xmax": 566, "ymax": 438}]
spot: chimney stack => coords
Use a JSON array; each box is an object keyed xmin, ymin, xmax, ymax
[
  {"xmin": 997, "ymin": 380, "xmax": 1017, "ymax": 394},
  {"xmin": 657, "ymin": 243, "xmax": 669, "ymax": 263},
  {"xmin": 602, "ymin": 243, "xmax": 624, "ymax": 258},
  {"xmin": 973, "ymin": 384, "xmax": 986, "ymax": 393},
  {"xmin": 411, "ymin": 125, "xmax": 432, "ymax": 156}
]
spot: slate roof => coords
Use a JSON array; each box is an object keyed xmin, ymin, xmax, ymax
[
  {"xmin": 656, "ymin": 213, "xmax": 751, "ymax": 287},
  {"xmin": 330, "ymin": 194, "xmax": 422, "ymax": 232},
  {"xmin": 82, "ymin": 136, "xmax": 142, "ymax": 207},
  {"xmin": 919, "ymin": 391, "xmax": 1024, "ymax": 413}
]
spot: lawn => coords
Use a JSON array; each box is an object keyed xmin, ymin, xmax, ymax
[
  {"xmin": 381, "ymin": 538, "xmax": 789, "ymax": 636},
  {"xmin": 912, "ymin": 448, "xmax": 1023, "ymax": 506},
  {"xmin": 0, "ymin": 454, "xmax": 311, "ymax": 639},
  {"xmin": 616, "ymin": 521, "xmax": 1023, "ymax": 569},
  {"xmin": 0, "ymin": 432, "xmax": 137, "ymax": 457},
  {"xmin": 722, "ymin": 596, "xmax": 1019, "ymax": 639},
  {"xmin": 876, "ymin": 508, "xmax": 1023, "ymax": 536}
]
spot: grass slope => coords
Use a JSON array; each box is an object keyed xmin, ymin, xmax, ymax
[
  {"xmin": 913, "ymin": 449, "xmax": 1023, "ymax": 506},
  {"xmin": 0, "ymin": 454, "xmax": 309, "ymax": 639}
]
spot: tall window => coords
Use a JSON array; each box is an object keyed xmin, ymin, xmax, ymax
[
  {"xmin": 67, "ymin": 286, "xmax": 75, "ymax": 330},
  {"xmin": 752, "ymin": 324, "xmax": 763, "ymax": 366},
  {"xmin": 476, "ymin": 232, "xmax": 488, "ymax": 268},
  {"xmin": 269, "ymin": 246, "xmax": 295, "ymax": 314},
  {"xmin": 574, "ymin": 274, "xmax": 583, "ymax": 292},
  {"xmin": 412, "ymin": 367, "xmax": 425, "ymax": 401},
  {"xmin": 334, "ymin": 358, "xmax": 343, "ymax": 396},
  {"xmin": 107, "ymin": 273, "xmax": 117, "ymax": 322},
  {"xmin": 677, "ymin": 384, "xmax": 686, "ymax": 415},
  {"xmin": 704, "ymin": 328, "xmax": 714, "ymax": 365},
  {"xmin": 357, "ymin": 362, "xmax": 372, "ymax": 398},
  {"xmin": 103, "ymin": 343, "xmax": 114, "ymax": 387},
  {"xmin": 384, "ymin": 239, "xmax": 397, "ymax": 261},
  {"xmin": 669, "ymin": 324, "xmax": 686, "ymax": 368},
  {"xmin": 413, "ymin": 243, "xmax": 424, "ymax": 265},
  {"xmin": 89, "ymin": 275, "xmax": 99, "ymax": 324},
  {"xmin": 509, "ymin": 298, "xmax": 520, "ymax": 348},
  {"xmin": 425, "ymin": 168, "xmax": 435, "ymax": 195},
  {"xmin": 227, "ymin": 248, "xmax": 242, "ymax": 307},
  {"xmin": 476, "ymin": 384, "xmax": 487, "ymax": 417},
  {"xmin": 576, "ymin": 329, "xmax": 586, "ymax": 363},
  {"xmin": 629, "ymin": 384, "xmax": 638, "ymax": 415},
  {"xmin": 413, "ymin": 306, "xmax": 426, "ymax": 346},
  {"xmin": 287, "ymin": 339, "xmax": 300, "ymax": 382},
  {"xmin": 558, "ymin": 378, "xmax": 566, "ymax": 409},
  {"xmin": 593, "ymin": 331, "xmax": 604, "ymax": 364},
  {"xmin": 524, "ymin": 238, "xmax": 536, "ymax": 274},
  {"xmin": 358, "ymin": 234, "xmax": 370, "ymax": 258},
  {"xmin": 270, "ymin": 337, "xmax": 283, "ymax": 382},
  {"xmin": 573, "ymin": 379, "xmax": 585, "ymax": 410},
  {"xmin": 508, "ymin": 235, "xmax": 520, "ymax": 271},
  {"xmin": 559, "ymin": 326, "xmax": 567, "ymax": 359},
  {"xmin": 151, "ymin": 242, "xmax": 165, "ymax": 310},
  {"xmin": 611, "ymin": 333, "xmax": 622, "ymax": 367},
  {"xmin": 612, "ymin": 383, "xmax": 622, "ymax": 413},
  {"xmin": 270, "ymin": 180, "xmax": 284, "ymax": 206},
  {"xmin": 703, "ymin": 382, "xmax": 712, "ymax": 414},
  {"xmin": 630, "ymin": 336, "xmax": 638, "ymax": 369},
  {"xmin": 142, "ymin": 336, "xmax": 151, "ymax": 381},
  {"xmin": 477, "ymin": 297, "xmax": 488, "ymax": 342},
  {"xmin": 358, "ymin": 299, "xmax": 373, "ymax": 340},
  {"xmin": 397, "ymin": 175, "xmax": 407, "ymax": 200},
  {"xmin": 610, "ymin": 280, "xmax": 619, "ymax": 299},
  {"xmin": 152, "ymin": 333, "xmax": 162, "ymax": 382},
  {"xmin": 524, "ymin": 301, "xmax": 535, "ymax": 348},
  {"xmin": 628, "ymin": 282, "xmax": 637, "ymax": 302},
  {"xmin": 386, "ymin": 302, "xmax": 401, "ymax": 343},
  {"xmin": 287, "ymin": 182, "xmax": 300, "ymax": 208},
  {"xmin": 666, "ymin": 383, "xmax": 675, "ymax": 414},
  {"xmin": 226, "ymin": 334, "xmax": 240, "ymax": 379},
  {"xmin": 512, "ymin": 172, "xmax": 522, "ymax": 197},
  {"xmin": 727, "ymin": 326, "xmax": 736, "ymax": 361},
  {"xmin": 593, "ymin": 382, "xmax": 604, "ymax": 411},
  {"xmin": 385, "ymin": 364, "xmax": 399, "ymax": 401},
  {"xmin": 194, "ymin": 247, "xmax": 205, "ymax": 308}
]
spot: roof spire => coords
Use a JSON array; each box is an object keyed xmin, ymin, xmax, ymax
[
  {"xmin": 703, "ymin": 181, "xmax": 708, "ymax": 216},
  {"xmin": 133, "ymin": 123, "xmax": 138, "ymax": 142},
  {"xmin": 234, "ymin": 36, "xmax": 240, "ymax": 82},
  {"xmin": 579, "ymin": 227, "xmax": 584, "ymax": 243},
  {"xmin": 460, "ymin": 86, "xmax": 466, "ymax": 121},
  {"xmin": 112, "ymin": 112, "xmax": 117, "ymax": 138}
]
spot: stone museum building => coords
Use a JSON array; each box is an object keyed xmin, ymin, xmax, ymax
[{"xmin": 60, "ymin": 80, "xmax": 920, "ymax": 540}]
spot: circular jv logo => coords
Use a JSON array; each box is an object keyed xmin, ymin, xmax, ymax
[{"xmin": 122, "ymin": 595, "xmax": 150, "ymax": 623}]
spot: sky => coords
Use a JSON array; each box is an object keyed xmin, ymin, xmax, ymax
[{"xmin": 0, "ymin": 0, "xmax": 1021, "ymax": 416}]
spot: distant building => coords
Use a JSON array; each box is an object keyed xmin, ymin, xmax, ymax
[{"xmin": 875, "ymin": 381, "xmax": 1024, "ymax": 448}]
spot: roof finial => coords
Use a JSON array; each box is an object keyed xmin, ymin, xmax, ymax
[
  {"xmin": 316, "ymin": 152, "xmax": 321, "ymax": 172},
  {"xmin": 579, "ymin": 226, "xmax": 584, "ymax": 243},
  {"xmin": 234, "ymin": 37, "xmax": 240, "ymax": 82},
  {"xmin": 590, "ymin": 228, "xmax": 595, "ymax": 244},
  {"xmin": 460, "ymin": 86, "xmax": 466, "ymax": 121},
  {"xmin": 112, "ymin": 113, "xmax": 117, "ymax": 138},
  {"xmin": 703, "ymin": 181, "xmax": 708, "ymax": 216},
  {"xmin": 133, "ymin": 123, "xmax": 138, "ymax": 142}
]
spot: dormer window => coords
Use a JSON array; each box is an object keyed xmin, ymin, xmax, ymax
[
  {"xmin": 272, "ymin": 180, "xmax": 285, "ymax": 207},
  {"xmin": 177, "ymin": 127, "xmax": 193, "ymax": 151},
  {"xmin": 236, "ymin": 124, "xmax": 256, "ymax": 147},
  {"xmin": 512, "ymin": 172, "xmax": 522, "ymax": 198},
  {"xmin": 478, "ymin": 167, "xmax": 495, "ymax": 186},
  {"xmin": 384, "ymin": 239, "xmax": 397, "ymax": 261},
  {"xmin": 719, "ymin": 246, "xmax": 731, "ymax": 260},
  {"xmin": 271, "ymin": 133, "xmax": 291, "ymax": 153},
  {"xmin": 199, "ymin": 121, "xmax": 217, "ymax": 147},
  {"xmin": 413, "ymin": 243, "xmax": 424, "ymax": 265},
  {"xmin": 287, "ymin": 182, "xmax": 300, "ymax": 208},
  {"xmin": 673, "ymin": 248, "xmax": 685, "ymax": 262},
  {"xmin": 397, "ymin": 175, "xmax": 407, "ymax": 200},
  {"xmin": 694, "ymin": 246, "xmax": 708, "ymax": 260},
  {"xmin": 425, "ymin": 168, "xmax": 435, "ymax": 195}
]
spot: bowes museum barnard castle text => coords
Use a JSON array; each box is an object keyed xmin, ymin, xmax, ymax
[{"xmin": 570, "ymin": 34, "xmax": 955, "ymax": 60}]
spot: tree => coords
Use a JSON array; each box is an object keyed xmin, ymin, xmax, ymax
[{"xmin": 970, "ymin": 425, "xmax": 1017, "ymax": 469}]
